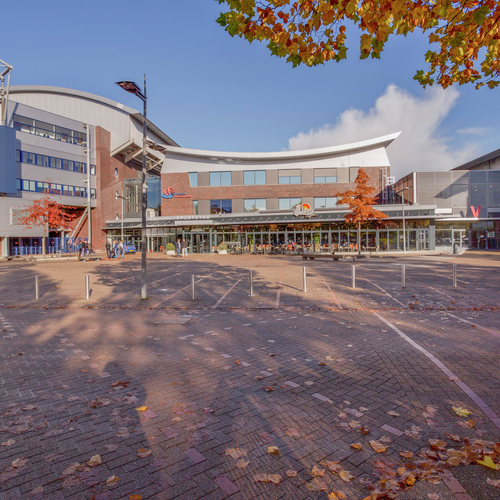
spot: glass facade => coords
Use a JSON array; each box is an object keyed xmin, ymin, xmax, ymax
[
  {"xmin": 124, "ymin": 177, "xmax": 161, "ymax": 215},
  {"xmin": 13, "ymin": 115, "xmax": 87, "ymax": 146},
  {"xmin": 17, "ymin": 149, "xmax": 95, "ymax": 174},
  {"xmin": 17, "ymin": 178, "xmax": 95, "ymax": 198}
]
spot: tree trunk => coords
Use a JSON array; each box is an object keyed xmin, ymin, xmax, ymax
[{"xmin": 358, "ymin": 221, "xmax": 361, "ymax": 255}]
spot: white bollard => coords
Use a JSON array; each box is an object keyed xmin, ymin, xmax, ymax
[
  {"xmin": 85, "ymin": 275, "xmax": 90, "ymax": 300},
  {"xmin": 402, "ymin": 265, "xmax": 406, "ymax": 289},
  {"xmin": 303, "ymin": 266, "xmax": 307, "ymax": 293},
  {"xmin": 191, "ymin": 275, "xmax": 195, "ymax": 300},
  {"xmin": 351, "ymin": 266, "xmax": 356, "ymax": 289},
  {"xmin": 453, "ymin": 264, "xmax": 457, "ymax": 289},
  {"xmin": 35, "ymin": 276, "xmax": 39, "ymax": 300},
  {"xmin": 249, "ymin": 270, "xmax": 254, "ymax": 297}
]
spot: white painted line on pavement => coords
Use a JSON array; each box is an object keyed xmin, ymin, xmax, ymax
[
  {"xmin": 212, "ymin": 277, "xmax": 244, "ymax": 309},
  {"xmin": 445, "ymin": 313, "xmax": 500, "ymax": 339},
  {"xmin": 372, "ymin": 310, "xmax": 500, "ymax": 429}
]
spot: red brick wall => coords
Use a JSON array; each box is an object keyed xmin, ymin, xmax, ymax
[
  {"xmin": 73, "ymin": 127, "xmax": 140, "ymax": 251},
  {"xmin": 161, "ymin": 167, "xmax": 387, "ymax": 216}
]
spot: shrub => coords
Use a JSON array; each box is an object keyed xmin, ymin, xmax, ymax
[
  {"xmin": 219, "ymin": 244, "xmax": 228, "ymax": 251},
  {"xmin": 166, "ymin": 243, "xmax": 175, "ymax": 251}
]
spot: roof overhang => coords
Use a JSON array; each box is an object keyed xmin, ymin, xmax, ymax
[
  {"xmin": 111, "ymin": 139, "xmax": 166, "ymax": 175},
  {"xmin": 161, "ymin": 132, "xmax": 401, "ymax": 163}
]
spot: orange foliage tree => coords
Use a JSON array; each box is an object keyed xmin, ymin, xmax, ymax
[
  {"xmin": 337, "ymin": 168, "xmax": 387, "ymax": 253},
  {"xmin": 18, "ymin": 195, "xmax": 76, "ymax": 254},
  {"xmin": 217, "ymin": 0, "xmax": 500, "ymax": 89}
]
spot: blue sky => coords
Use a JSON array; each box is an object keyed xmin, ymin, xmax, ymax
[{"xmin": 4, "ymin": 0, "xmax": 499, "ymax": 178}]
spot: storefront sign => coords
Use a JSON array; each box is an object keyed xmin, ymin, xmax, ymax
[
  {"xmin": 162, "ymin": 187, "xmax": 191, "ymax": 199},
  {"xmin": 470, "ymin": 205, "xmax": 481, "ymax": 218},
  {"xmin": 175, "ymin": 215, "xmax": 210, "ymax": 220},
  {"xmin": 293, "ymin": 203, "xmax": 317, "ymax": 218}
]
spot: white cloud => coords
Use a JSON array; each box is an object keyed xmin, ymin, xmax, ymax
[
  {"xmin": 287, "ymin": 84, "xmax": 478, "ymax": 179},
  {"xmin": 457, "ymin": 127, "xmax": 490, "ymax": 135}
]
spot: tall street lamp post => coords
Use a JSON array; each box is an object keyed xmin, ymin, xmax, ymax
[
  {"xmin": 116, "ymin": 78, "xmax": 148, "ymax": 299},
  {"xmin": 116, "ymin": 194, "xmax": 126, "ymax": 242},
  {"xmin": 396, "ymin": 186, "xmax": 410, "ymax": 254}
]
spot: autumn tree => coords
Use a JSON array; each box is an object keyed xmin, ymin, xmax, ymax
[
  {"xmin": 217, "ymin": 0, "xmax": 500, "ymax": 89},
  {"xmin": 337, "ymin": 168, "xmax": 387, "ymax": 253},
  {"xmin": 18, "ymin": 195, "xmax": 76, "ymax": 255}
]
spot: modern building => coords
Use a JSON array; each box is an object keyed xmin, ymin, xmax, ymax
[
  {"xmin": 106, "ymin": 134, "xmax": 408, "ymax": 253},
  {"xmin": 0, "ymin": 85, "xmax": 177, "ymax": 256},
  {"xmin": 393, "ymin": 148, "xmax": 500, "ymax": 251},
  {"xmin": 1, "ymin": 84, "xmax": 499, "ymax": 257}
]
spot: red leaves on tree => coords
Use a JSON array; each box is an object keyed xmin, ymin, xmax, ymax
[
  {"xmin": 18, "ymin": 195, "xmax": 76, "ymax": 231},
  {"xmin": 337, "ymin": 168, "xmax": 387, "ymax": 226}
]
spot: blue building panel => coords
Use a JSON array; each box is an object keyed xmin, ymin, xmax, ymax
[{"xmin": 0, "ymin": 125, "xmax": 17, "ymax": 194}]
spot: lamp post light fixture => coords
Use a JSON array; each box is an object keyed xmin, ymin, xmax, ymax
[
  {"xmin": 116, "ymin": 77, "xmax": 148, "ymax": 299},
  {"xmin": 396, "ymin": 186, "xmax": 411, "ymax": 254},
  {"xmin": 116, "ymin": 193, "xmax": 127, "ymax": 242}
]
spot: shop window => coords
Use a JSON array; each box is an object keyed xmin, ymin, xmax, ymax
[
  {"xmin": 210, "ymin": 199, "xmax": 232, "ymax": 214},
  {"xmin": 189, "ymin": 172, "xmax": 198, "ymax": 187},
  {"xmin": 244, "ymin": 199, "xmax": 267, "ymax": 212},
  {"xmin": 314, "ymin": 197, "xmax": 337, "ymax": 208},
  {"xmin": 244, "ymin": 170, "xmax": 266, "ymax": 185},
  {"xmin": 279, "ymin": 175, "xmax": 301, "ymax": 184},
  {"xmin": 279, "ymin": 197, "xmax": 301, "ymax": 209},
  {"xmin": 210, "ymin": 171, "xmax": 231, "ymax": 186},
  {"xmin": 193, "ymin": 200, "xmax": 198, "ymax": 215}
]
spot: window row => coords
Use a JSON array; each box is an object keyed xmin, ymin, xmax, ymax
[
  {"xmin": 199, "ymin": 197, "xmax": 339, "ymax": 215},
  {"xmin": 188, "ymin": 170, "xmax": 338, "ymax": 187},
  {"xmin": 17, "ymin": 150, "xmax": 96, "ymax": 174},
  {"xmin": 17, "ymin": 179, "xmax": 96, "ymax": 198},
  {"xmin": 14, "ymin": 114, "xmax": 87, "ymax": 146}
]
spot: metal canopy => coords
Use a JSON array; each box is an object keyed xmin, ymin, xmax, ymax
[
  {"xmin": 105, "ymin": 206, "xmax": 438, "ymax": 230},
  {"xmin": 111, "ymin": 139, "xmax": 165, "ymax": 175}
]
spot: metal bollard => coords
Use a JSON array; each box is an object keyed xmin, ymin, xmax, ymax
[
  {"xmin": 351, "ymin": 265, "xmax": 356, "ymax": 289},
  {"xmin": 303, "ymin": 266, "xmax": 307, "ymax": 293},
  {"xmin": 35, "ymin": 276, "xmax": 39, "ymax": 300},
  {"xmin": 249, "ymin": 270, "xmax": 254, "ymax": 297},
  {"xmin": 85, "ymin": 275, "xmax": 90, "ymax": 300},
  {"xmin": 191, "ymin": 275, "xmax": 195, "ymax": 300},
  {"xmin": 453, "ymin": 264, "xmax": 457, "ymax": 289},
  {"xmin": 402, "ymin": 265, "xmax": 406, "ymax": 289}
]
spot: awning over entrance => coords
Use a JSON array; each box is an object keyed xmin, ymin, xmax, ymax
[{"xmin": 105, "ymin": 206, "xmax": 438, "ymax": 230}]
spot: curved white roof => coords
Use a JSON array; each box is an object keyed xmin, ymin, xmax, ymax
[
  {"xmin": 162, "ymin": 132, "xmax": 400, "ymax": 162},
  {"xmin": 9, "ymin": 85, "xmax": 179, "ymax": 147}
]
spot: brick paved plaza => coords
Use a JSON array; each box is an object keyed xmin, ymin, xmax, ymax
[{"xmin": 0, "ymin": 252, "xmax": 499, "ymax": 499}]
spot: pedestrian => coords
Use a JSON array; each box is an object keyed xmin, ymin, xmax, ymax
[
  {"xmin": 113, "ymin": 240, "xmax": 118, "ymax": 259},
  {"xmin": 175, "ymin": 238, "xmax": 181, "ymax": 258},
  {"xmin": 78, "ymin": 241, "xmax": 83, "ymax": 259},
  {"xmin": 181, "ymin": 238, "xmax": 188, "ymax": 257},
  {"xmin": 105, "ymin": 240, "xmax": 111, "ymax": 259},
  {"xmin": 118, "ymin": 240, "xmax": 124, "ymax": 259}
]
